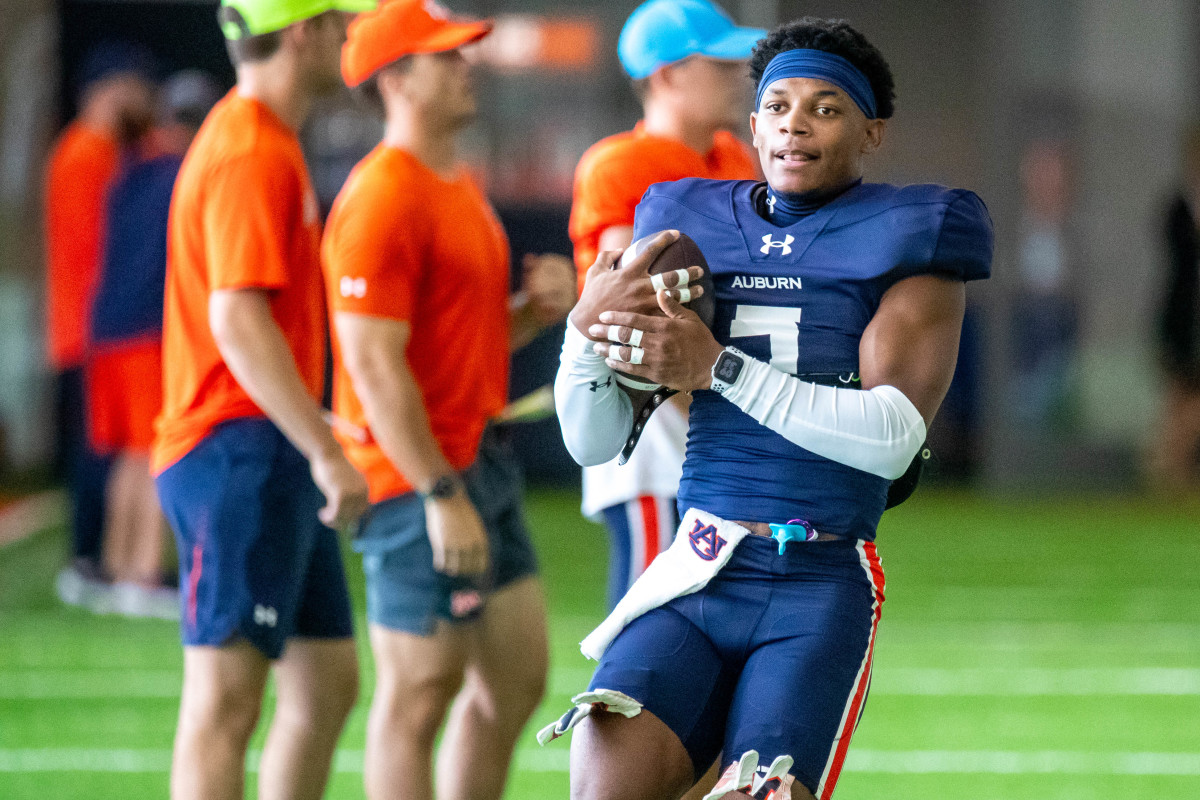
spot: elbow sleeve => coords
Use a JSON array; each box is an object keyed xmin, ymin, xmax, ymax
[
  {"xmin": 723, "ymin": 356, "xmax": 926, "ymax": 479},
  {"xmin": 554, "ymin": 323, "xmax": 633, "ymax": 466}
]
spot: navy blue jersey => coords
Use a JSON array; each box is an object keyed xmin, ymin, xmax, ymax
[
  {"xmin": 631, "ymin": 179, "xmax": 992, "ymax": 539},
  {"xmin": 91, "ymin": 153, "xmax": 183, "ymax": 343}
]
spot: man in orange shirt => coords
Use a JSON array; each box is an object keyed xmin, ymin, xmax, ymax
[
  {"xmin": 569, "ymin": 0, "xmax": 762, "ymax": 612},
  {"xmin": 44, "ymin": 42, "xmax": 155, "ymax": 609},
  {"xmin": 153, "ymin": 3, "xmax": 373, "ymax": 799},
  {"xmin": 326, "ymin": 3, "xmax": 576, "ymax": 797}
]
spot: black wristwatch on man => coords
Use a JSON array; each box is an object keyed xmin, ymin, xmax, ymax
[{"xmin": 418, "ymin": 473, "xmax": 463, "ymax": 501}]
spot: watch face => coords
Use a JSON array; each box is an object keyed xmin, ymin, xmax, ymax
[{"xmin": 716, "ymin": 352, "xmax": 744, "ymax": 383}]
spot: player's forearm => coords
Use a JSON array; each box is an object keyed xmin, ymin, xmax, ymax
[
  {"xmin": 209, "ymin": 291, "xmax": 341, "ymax": 462},
  {"xmin": 509, "ymin": 295, "xmax": 541, "ymax": 352},
  {"xmin": 351, "ymin": 354, "xmax": 456, "ymax": 491},
  {"xmin": 721, "ymin": 354, "xmax": 925, "ymax": 480},
  {"xmin": 554, "ymin": 321, "xmax": 632, "ymax": 466}
]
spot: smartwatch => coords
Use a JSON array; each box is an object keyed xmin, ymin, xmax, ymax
[
  {"xmin": 710, "ymin": 347, "xmax": 748, "ymax": 394},
  {"xmin": 418, "ymin": 473, "xmax": 463, "ymax": 501}
]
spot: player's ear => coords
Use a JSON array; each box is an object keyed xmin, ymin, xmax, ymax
[
  {"xmin": 279, "ymin": 19, "xmax": 305, "ymax": 53},
  {"xmin": 377, "ymin": 63, "xmax": 408, "ymax": 101},
  {"xmin": 646, "ymin": 64, "xmax": 670, "ymax": 96},
  {"xmin": 749, "ymin": 112, "xmax": 759, "ymax": 145},
  {"xmin": 862, "ymin": 118, "xmax": 886, "ymax": 155}
]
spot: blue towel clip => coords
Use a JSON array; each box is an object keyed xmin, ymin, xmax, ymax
[{"xmin": 767, "ymin": 519, "xmax": 818, "ymax": 554}]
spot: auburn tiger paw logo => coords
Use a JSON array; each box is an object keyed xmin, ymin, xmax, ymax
[{"xmin": 688, "ymin": 520, "xmax": 726, "ymax": 561}]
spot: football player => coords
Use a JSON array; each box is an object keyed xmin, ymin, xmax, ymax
[
  {"xmin": 548, "ymin": 17, "xmax": 993, "ymax": 800},
  {"xmin": 570, "ymin": 0, "xmax": 763, "ymax": 613},
  {"xmin": 324, "ymin": 2, "xmax": 576, "ymax": 798}
]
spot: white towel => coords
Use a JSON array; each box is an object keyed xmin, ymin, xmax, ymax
[{"xmin": 580, "ymin": 508, "xmax": 750, "ymax": 661}]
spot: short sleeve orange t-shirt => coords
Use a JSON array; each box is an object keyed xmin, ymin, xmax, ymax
[
  {"xmin": 43, "ymin": 122, "xmax": 120, "ymax": 370},
  {"xmin": 569, "ymin": 123, "xmax": 759, "ymax": 280},
  {"xmin": 152, "ymin": 92, "xmax": 326, "ymax": 474},
  {"xmin": 323, "ymin": 146, "xmax": 511, "ymax": 503}
]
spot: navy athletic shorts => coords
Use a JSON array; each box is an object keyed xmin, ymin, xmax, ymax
[
  {"xmin": 587, "ymin": 532, "xmax": 885, "ymax": 798},
  {"xmin": 156, "ymin": 418, "xmax": 354, "ymax": 659},
  {"xmin": 354, "ymin": 428, "xmax": 539, "ymax": 635}
]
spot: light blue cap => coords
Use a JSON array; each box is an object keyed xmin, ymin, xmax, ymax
[{"xmin": 618, "ymin": 0, "xmax": 765, "ymax": 80}]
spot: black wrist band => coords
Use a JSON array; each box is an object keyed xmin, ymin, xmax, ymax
[{"xmin": 418, "ymin": 473, "xmax": 462, "ymax": 501}]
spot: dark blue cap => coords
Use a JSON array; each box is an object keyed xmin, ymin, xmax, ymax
[{"xmin": 74, "ymin": 40, "xmax": 158, "ymax": 95}]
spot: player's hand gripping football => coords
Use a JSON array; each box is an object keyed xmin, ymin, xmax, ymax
[
  {"xmin": 425, "ymin": 493, "xmax": 490, "ymax": 576},
  {"xmin": 310, "ymin": 447, "xmax": 371, "ymax": 529},
  {"xmin": 568, "ymin": 230, "xmax": 706, "ymax": 334},
  {"xmin": 589, "ymin": 290, "xmax": 725, "ymax": 392}
]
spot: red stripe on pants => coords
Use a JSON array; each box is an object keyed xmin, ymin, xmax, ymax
[
  {"xmin": 820, "ymin": 541, "xmax": 885, "ymax": 799},
  {"xmin": 637, "ymin": 496, "xmax": 660, "ymax": 574},
  {"xmin": 186, "ymin": 543, "xmax": 203, "ymax": 630}
]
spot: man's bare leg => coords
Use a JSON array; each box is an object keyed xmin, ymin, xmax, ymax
[
  {"xmin": 258, "ymin": 637, "xmax": 359, "ymax": 800},
  {"xmin": 172, "ymin": 642, "xmax": 270, "ymax": 800},
  {"xmin": 570, "ymin": 708, "xmax": 695, "ymax": 800},
  {"xmin": 101, "ymin": 453, "xmax": 140, "ymax": 583},
  {"xmin": 436, "ymin": 577, "xmax": 548, "ymax": 800},
  {"xmin": 364, "ymin": 621, "xmax": 468, "ymax": 800},
  {"xmin": 681, "ymin": 760, "xmax": 721, "ymax": 800},
  {"xmin": 127, "ymin": 452, "xmax": 167, "ymax": 584}
]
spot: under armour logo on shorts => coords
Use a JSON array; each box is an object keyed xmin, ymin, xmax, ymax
[
  {"xmin": 760, "ymin": 234, "xmax": 795, "ymax": 256},
  {"xmin": 253, "ymin": 604, "xmax": 278, "ymax": 627}
]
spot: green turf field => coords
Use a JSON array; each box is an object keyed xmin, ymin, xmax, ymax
[{"xmin": 1, "ymin": 488, "xmax": 1198, "ymax": 799}]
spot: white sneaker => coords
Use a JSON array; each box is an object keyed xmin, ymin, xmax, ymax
[
  {"xmin": 55, "ymin": 561, "xmax": 113, "ymax": 612},
  {"xmin": 110, "ymin": 582, "xmax": 180, "ymax": 621}
]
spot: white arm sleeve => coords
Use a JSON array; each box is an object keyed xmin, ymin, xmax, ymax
[
  {"xmin": 722, "ymin": 356, "xmax": 927, "ymax": 480},
  {"xmin": 554, "ymin": 322, "xmax": 633, "ymax": 467}
]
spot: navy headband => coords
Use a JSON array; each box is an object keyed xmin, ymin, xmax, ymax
[{"xmin": 755, "ymin": 48, "xmax": 877, "ymax": 119}]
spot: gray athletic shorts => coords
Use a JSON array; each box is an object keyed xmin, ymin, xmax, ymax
[{"xmin": 353, "ymin": 428, "xmax": 539, "ymax": 634}]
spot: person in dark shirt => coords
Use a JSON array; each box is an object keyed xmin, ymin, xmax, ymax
[
  {"xmin": 86, "ymin": 70, "xmax": 222, "ymax": 618},
  {"xmin": 1150, "ymin": 124, "xmax": 1200, "ymax": 489}
]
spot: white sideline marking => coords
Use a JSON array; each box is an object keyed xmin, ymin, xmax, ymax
[
  {"xmin": 549, "ymin": 667, "xmax": 1200, "ymax": 697},
  {"xmin": 2, "ymin": 748, "xmax": 1199, "ymax": 776},
  {"xmin": 0, "ymin": 671, "xmax": 181, "ymax": 698},
  {"xmin": 848, "ymin": 750, "xmax": 1200, "ymax": 776},
  {"xmin": 878, "ymin": 667, "xmax": 1200, "ymax": 696},
  {"xmin": 5, "ymin": 667, "xmax": 1200, "ymax": 699}
]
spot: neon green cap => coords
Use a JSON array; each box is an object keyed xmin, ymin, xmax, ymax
[{"xmin": 219, "ymin": 0, "xmax": 378, "ymax": 40}]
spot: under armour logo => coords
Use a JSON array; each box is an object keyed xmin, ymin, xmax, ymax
[
  {"xmin": 253, "ymin": 604, "xmax": 278, "ymax": 627},
  {"xmin": 760, "ymin": 234, "xmax": 795, "ymax": 256},
  {"xmin": 340, "ymin": 276, "xmax": 367, "ymax": 298},
  {"xmin": 688, "ymin": 519, "xmax": 727, "ymax": 561},
  {"xmin": 588, "ymin": 376, "xmax": 612, "ymax": 392}
]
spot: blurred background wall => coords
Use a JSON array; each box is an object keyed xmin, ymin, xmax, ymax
[
  {"xmin": 0, "ymin": 0, "xmax": 57, "ymax": 474},
  {"xmin": 2, "ymin": 0, "xmax": 1199, "ymax": 488}
]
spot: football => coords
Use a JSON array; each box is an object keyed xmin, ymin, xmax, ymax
[{"xmin": 611, "ymin": 231, "xmax": 714, "ymax": 393}]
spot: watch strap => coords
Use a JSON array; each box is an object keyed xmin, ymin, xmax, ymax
[{"xmin": 418, "ymin": 473, "xmax": 463, "ymax": 501}]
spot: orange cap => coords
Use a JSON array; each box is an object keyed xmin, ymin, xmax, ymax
[{"xmin": 342, "ymin": 0, "xmax": 493, "ymax": 87}]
